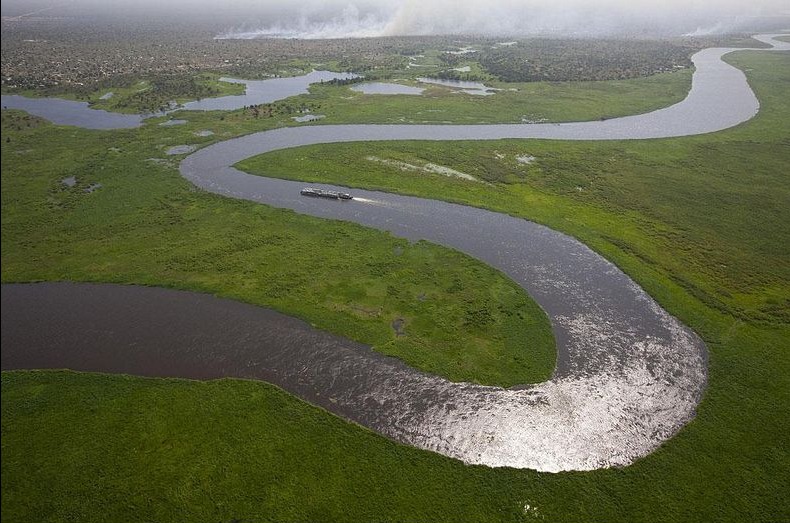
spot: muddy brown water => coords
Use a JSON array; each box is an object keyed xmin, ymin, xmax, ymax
[{"xmin": 1, "ymin": 282, "xmax": 422, "ymax": 426}]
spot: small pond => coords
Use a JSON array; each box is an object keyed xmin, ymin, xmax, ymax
[{"xmin": 351, "ymin": 82, "xmax": 426, "ymax": 95}]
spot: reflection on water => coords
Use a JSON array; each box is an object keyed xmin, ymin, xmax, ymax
[
  {"xmin": 176, "ymin": 35, "xmax": 789, "ymax": 470},
  {"xmin": 181, "ymin": 124, "xmax": 709, "ymax": 472}
]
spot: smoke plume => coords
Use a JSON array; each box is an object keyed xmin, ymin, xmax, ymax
[{"xmin": 213, "ymin": 0, "xmax": 789, "ymax": 39}]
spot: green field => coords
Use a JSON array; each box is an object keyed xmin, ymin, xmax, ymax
[
  {"xmin": 2, "ymin": 50, "xmax": 789, "ymax": 522},
  {"xmin": 304, "ymin": 69, "xmax": 692, "ymax": 124}
]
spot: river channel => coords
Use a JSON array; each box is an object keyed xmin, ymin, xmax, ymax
[{"xmin": 2, "ymin": 34, "xmax": 787, "ymax": 472}]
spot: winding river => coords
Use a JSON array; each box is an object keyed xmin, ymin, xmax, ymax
[{"xmin": 2, "ymin": 35, "xmax": 788, "ymax": 472}]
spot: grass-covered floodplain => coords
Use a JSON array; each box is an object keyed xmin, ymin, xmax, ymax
[
  {"xmin": 303, "ymin": 68, "xmax": 692, "ymax": 124},
  {"xmin": 2, "ymin": 51, "xmax": 789, "ymax": 522},
  {"xmin": 242, "ymin": 51, "xmax": 790, "ymax": 520},
  {"xmin": 0, "ymin": 114, "xmax": 555, "ymax": 388},
  {"xmin": 240, "ymin": 52, "xmax": 790, "ymax": 326}
]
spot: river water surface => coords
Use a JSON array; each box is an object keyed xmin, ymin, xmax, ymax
[{"xmin": 0, "ymin": 95, "xmax": 144, "ymax": 129}]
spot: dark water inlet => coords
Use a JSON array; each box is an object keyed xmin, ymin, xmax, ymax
[
  {"xmin": 1, "ymin": 282, "xmax": 424, "ymax": 429},
  {"xmin": 0, "ymin": 95, "xmax": 144, "ymax": 129}
]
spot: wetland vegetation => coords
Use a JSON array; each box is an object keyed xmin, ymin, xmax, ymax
[
  {"xmin": 0, "ymin": 109, "xmax": 555, "ymax": 387},
  {"xmin": 240, "ymin": 56, "xmax": 790, "ymax": 324},
  {"xmin": 1, "ymin": 13, "xmax": 788, "ymax": 523}
]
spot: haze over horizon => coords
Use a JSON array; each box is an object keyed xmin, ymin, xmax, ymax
[
  {"xmin": 2, "ymin": 0, "xmax": 789, "ymax": 39},
  {"xmin": 214, "ymin": 0, "xmax": 790, "ymax": 39}
]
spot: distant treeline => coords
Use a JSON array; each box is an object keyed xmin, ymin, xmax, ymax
[
  {"xmin": 3, "ymin": 18, "xmax": 765, "ymax": 93},
  {"xmin": 478, "ymin": 39, "xmax": 692, "ymax": 82}
]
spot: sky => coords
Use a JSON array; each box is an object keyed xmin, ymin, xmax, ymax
[{"xmin": 3, "ymin": 0, "xmax": 789, "ymax": 38}]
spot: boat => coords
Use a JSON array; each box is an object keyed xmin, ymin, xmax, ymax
[{"xmin": 300, "ymin": 187, "xmax": 353, "ymax": 200}]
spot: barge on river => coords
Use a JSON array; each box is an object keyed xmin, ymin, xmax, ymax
[{"xmin": 300, "ymin": 187, "xmax": 353, "ymax": 200}]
